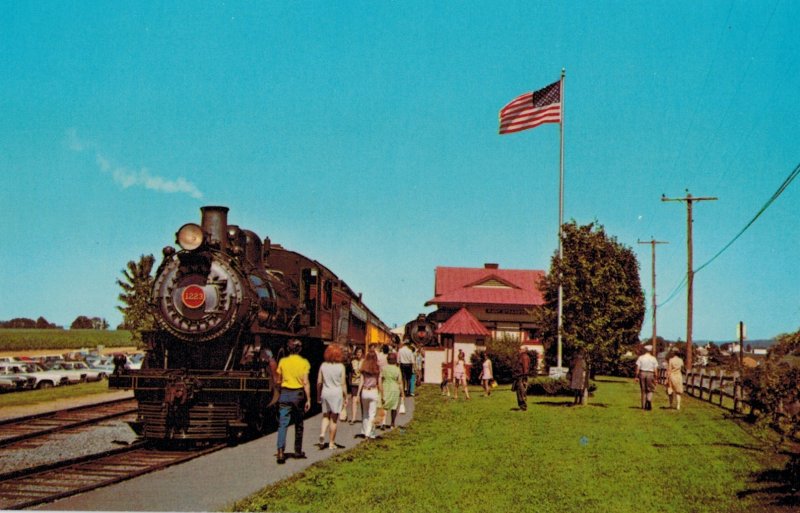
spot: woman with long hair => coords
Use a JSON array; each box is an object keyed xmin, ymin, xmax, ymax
[
  {"xmin": 453, "ymin": 350, "xmax": 471, "ymax": 400},
  {"xmin": 349, "ymin": 347, "xmax": 364, "ymax": 423},
  {"xmin": 480, "ymin": 352, "xmax": 493, "ymax": 396},
  {"xmin": 317, "ymin": 343, "xmax": 347, "ymax": 450},
  {"xmin": 358, "ymin": 349, "xmax": 382, "ymax": 439},
  {"xmin": 380, "ymin": 352, "xmax": 404, "ymax": 430}
]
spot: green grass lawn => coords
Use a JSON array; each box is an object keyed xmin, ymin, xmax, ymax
[
  {"xmin": 0, "ymin": 380, "xmax": 112, "ymax": 408},
  {"xmin": 231, "ymin": 377, "xmax": 796, "ymax": 513}
]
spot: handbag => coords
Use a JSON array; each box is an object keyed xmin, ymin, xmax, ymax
[
  {"xmin": 339, "ymin": 408, "xmax": 347, "ymax": 421},
  {"xmin": 399, "ymin": 399, "xmax": 406, "ymax": 414}
]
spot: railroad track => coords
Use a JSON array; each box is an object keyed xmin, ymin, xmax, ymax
[
  {"xmin": 0, "ymin": 398, "xmax": 137, "ymax": 448},
  {"xmin": 0, "ymin": 442, "xmax": 224, "ymax": 509}
]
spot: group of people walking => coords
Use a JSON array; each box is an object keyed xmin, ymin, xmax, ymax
[
  {"xmin": 441, "ymin": 345, "xmax": 537, "ymax": 412},
  {"xmin": 274, "ymin": 339, "xmax": 419, "ymax": 465},
  {"xmin": 275, "ymin": 339, "xmax": 684, "ymax": 464},
  {"xmin": 634, "ymin": 344, "xmax": 685, "ymax": 411}
]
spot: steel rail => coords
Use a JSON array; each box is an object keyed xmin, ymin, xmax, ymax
[
  {"xmin": 0, "ymin": 441, "xmax": 224, "ymax": 510},
  {"xmin": 0, "ymin": 398, "xmax": 137, "ymax": 448}
]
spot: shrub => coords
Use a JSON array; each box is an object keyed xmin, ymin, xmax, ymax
[
  {"xmin": 469, "ymin": 335, "xmax": 529, "ymax": 385},
  {"xmin": 741, "ymin": 330, "xmax": 800, "ymax": 442},
  {"xmin": 527, "ymin": 376, "xmax": 597, "ymax": 396},
  {"xmin": 601, "ymin": 355, "xmax": 637, "ymax": 378}
]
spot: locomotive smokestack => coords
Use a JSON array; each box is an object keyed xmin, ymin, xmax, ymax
[{"xmin": 201, "ymin": 206, "xmax": 229, "ymax": 250}]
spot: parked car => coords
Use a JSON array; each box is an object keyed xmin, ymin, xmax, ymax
[
  {"xmin": 63, "ymin": 350, "xmax": 91, "ymax": 362},
  {"xmin": 87, "ymin": 358, "xmax": 115, "ymax": 375},
  {"xmin": 128, "ymin": 353, "xmax": 145, "ymax": 370},
  {"xmin": 0, "ymin": 366, "xmax": 34, "ymax": 392},
  {"xmin": 15, "ymin": 363, "xmax": 70, "ymax": 388},
  {"xmin": 46, "ymin": 362, "xmax": 89, "ymax": 383},
  {"xmin": 57, "ymin": 361, "xmax": 107, "ymax": 382},
  {"xmin": 0, "ymin": 364, "xmax": 49, "ymax": 390}
]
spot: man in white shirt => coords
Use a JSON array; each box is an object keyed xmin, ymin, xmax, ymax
[
  {"xmin": 634, "ymin": 345, "xmax": 659, "ymax": 410},
  {"xmin": 398, "ymin": 340, "xmax": 415, "ymax": 396}
]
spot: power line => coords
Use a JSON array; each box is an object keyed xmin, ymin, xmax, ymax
[
  {"xmin": 656, "ymin": 159, "xmax": 800, "ymax": 307},
  {"xmin": 696, "ymin": 160, "xmax": 800, "ymax": 273},
  {"xmin": 657, "ymin": 274, "xmax": 688, "ymax": 309}
]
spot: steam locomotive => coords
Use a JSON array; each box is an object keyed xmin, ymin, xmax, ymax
[
  {"xmin": 109, "ymin": 206, "xmax": 393, "ymax": 443},
  {"xmin": 404, "ymin": 314, "xmax": 438, "ymax": 347}
]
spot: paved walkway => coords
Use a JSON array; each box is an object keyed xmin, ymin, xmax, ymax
[{"xmin": 36, "ymin": 399, "xmax": 415, "ymax": 512}]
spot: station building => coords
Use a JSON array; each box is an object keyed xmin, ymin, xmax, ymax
[{"xmin": 421, "ymin": 263, "xmax": 546, "ymax": 384}]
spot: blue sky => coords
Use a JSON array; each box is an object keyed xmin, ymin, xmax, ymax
[{"xmin": 1, "ymin": 1, "xmax": 798, "ymax": 342}]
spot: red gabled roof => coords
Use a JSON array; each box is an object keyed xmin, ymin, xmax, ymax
[
  {"xmin": 435, "ymin": 307, "xmax": 491, "ymax": 336},
  {"xmin": 425, "ymin": 265, "xmax": 545, "ymax": 307}
]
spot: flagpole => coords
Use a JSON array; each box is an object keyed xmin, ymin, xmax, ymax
[{"xmin": 556, "ymin": 68, "xmax": 565, "ymax": 371}]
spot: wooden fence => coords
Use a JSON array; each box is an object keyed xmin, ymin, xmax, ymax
[{"xmin": 676, "ymin": 369, "xmax": 753, "ymax": 415}]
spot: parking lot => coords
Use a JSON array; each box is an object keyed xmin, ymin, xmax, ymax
[{"xmin": 0, "ymin": 350, "xmax": 143, "ymax": 393}]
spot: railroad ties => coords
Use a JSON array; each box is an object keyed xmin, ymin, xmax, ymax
[
  {"xmin": 0, "ymin": 398, "xmax": 137, "ymax": 447},
  {"xmin": 0, "ymin": 443, "xmax": 224, "ymax": 509}
]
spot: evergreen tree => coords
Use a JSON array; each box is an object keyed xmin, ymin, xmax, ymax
[
  {"xmin": 117, "ymin": 254, "xmax": 156, "ymax": 343},
  {"xmin": 537, "ymin": 221, "xmax": 646, "ymax": 381}
]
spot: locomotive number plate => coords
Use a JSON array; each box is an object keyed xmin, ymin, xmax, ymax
[{"xmin": 181, "ymin": 285, "xmax": 206, "ymax": 309}]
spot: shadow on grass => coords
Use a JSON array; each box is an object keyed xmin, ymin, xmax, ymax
[
  {"xmin": 652, "ymin": 442, "xmax": 764, "ymax": 452},
  {"xmin": 533, "ymin": 401, "xmax": 609, "ymax": 408},
  {"xmin": 736, "ymin": 454, "xmax": 799, "ymax": 508},
  {"xmin": 593, "ymin": 378, "xmax": 629, "ymax": 384}
]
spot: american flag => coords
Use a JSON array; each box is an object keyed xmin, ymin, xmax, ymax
[{"xmin": 499, "ymin": 80, "xmax": 561, "ymax": 135}]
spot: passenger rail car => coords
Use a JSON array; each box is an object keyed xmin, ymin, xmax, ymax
[{"xmin": 109, "ymin": 206, "xmax": 392, "ymax": 443}]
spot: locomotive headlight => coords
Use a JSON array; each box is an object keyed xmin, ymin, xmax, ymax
[{"xmin": 176, "ymin": 223, "xmax": 204, "ymax": 251}]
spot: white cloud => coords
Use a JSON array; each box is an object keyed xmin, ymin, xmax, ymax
[{"xmin": 67, "ymin": 128, "xmax": 204, "ymax": 199}]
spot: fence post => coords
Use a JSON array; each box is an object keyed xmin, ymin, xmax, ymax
[
  {"xmin": 718, "ymin": 370, "xmax": 726, "ymax": 406},
  {"xmin": 700, "ymin": 369, "xmax": 707, "ymax": 400}
]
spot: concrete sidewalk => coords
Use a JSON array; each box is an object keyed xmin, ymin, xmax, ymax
[{"xmin": 38, "ymin": 399, "xmax": 415, "ymax": 512}]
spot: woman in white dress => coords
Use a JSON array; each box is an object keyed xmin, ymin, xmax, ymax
[
  {"xmin": 317, "ymin": 344, "xmax": 347, "ymax": 450},
  {"xmin": 480, "ymin": 352, "xmax": 493, "ymax": 396}
]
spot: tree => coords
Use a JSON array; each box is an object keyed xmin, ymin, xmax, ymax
[
  {"xmin": 1, "ymin": 317, "xmax": 36, "ymax": 329},
  {"xmin": 36, "ymin": 316, "xmax": 54, "ymax": 329},
  {"xmin": 537, "ymin": 221, "xmax": 646, "ymax": 393},
  {"xmin": 70, "ymin": 316, "xmax": 94, "ymax": 329},
  {"xmin": 69, "ymin": 316, "xmax": 108, "ymax": 330},
  {"xmin": 117, "ymin": 254, "xmax": 156, "ymax": 343}
]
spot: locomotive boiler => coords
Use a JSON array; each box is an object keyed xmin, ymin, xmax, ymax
[
  {"xmin": 404, "ymin": 313, "xmax": 439, "ymax": 347},
  {"xmin": 110, "ymin": 206, "xmax": 393, "ymax": 443}
]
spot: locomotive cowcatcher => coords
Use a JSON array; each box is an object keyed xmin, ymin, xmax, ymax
[{"xmin": 110, "ymin": 206, "xmax": 392, "ymax": 444}]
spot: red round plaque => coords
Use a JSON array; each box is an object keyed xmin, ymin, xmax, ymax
[{"xmin": 181, "ymin": 285, "xmax": 206, "ymax": 309}]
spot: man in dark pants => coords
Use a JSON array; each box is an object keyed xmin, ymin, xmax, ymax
[
  {"xmin": 397, "ymin": 340, "xmax": 415, "ymax": 396},
  {"xmin": 514, "ymin": 345, "xmax": 531, "ymax": 411},
  {"xmin": 275, "ymin": 339, "xmax": 311, "ymax": 464}
]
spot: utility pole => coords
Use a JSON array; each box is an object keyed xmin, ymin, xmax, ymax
[
  {"xmin": 638, "ymin": 238, "xmax": 668, "ymax": 360},
  {"xmin": 661, "ymin": 190, "xmax": 717, "ymax": 371}
]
